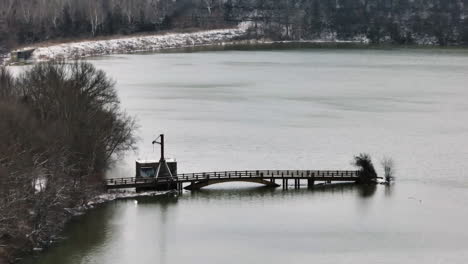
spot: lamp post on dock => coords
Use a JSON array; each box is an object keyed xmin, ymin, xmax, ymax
[
  {"xmin": 152, "ymin": 134, "xmax": 174, "ymax": 181},
  {"xmin": 152, "ymin": 134, "xmax": 165, "ymax": 162}
]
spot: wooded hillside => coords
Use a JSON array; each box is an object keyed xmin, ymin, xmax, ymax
[{"xmin": 1, "ymin": 1, "xmax": 468, "ymax": 51}]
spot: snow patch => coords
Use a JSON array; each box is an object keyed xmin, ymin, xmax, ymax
[
  {"xmin": 27, "ymin": 26, "xmax": 249, "ymax": 62},
  {"xmin": 61, "ymin": 190, "xmax": 174, "ymax": 217},
  {"xmin": 88, "ymin": 190, "xmax": 173, "ymax": 207}
]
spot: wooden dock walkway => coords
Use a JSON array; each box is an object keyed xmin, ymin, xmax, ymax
[{"xmin": 105, "ymin": 169, "xmax": 360, "ymax": 191}]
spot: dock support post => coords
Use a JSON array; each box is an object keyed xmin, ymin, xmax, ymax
[{"xmin": 307, "ymin": 179, "xmax": 315, "ymax": 188}]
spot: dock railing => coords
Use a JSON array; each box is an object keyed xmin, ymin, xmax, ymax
[{"xmin": 106, "ymin": 170, "xmax": 359, "ymax": 188}]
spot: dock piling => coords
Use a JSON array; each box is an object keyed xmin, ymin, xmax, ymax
[{"xmin": 307, "ymin": 179, "xmax": 315, "ymax": 188}]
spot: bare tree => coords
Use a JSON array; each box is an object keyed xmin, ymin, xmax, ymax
[
  {"xmin": 381, "ymin": 157, "xmax": 395, "ymax": 182},
  {"xmin": 1, "ymin": 62, "xmax": 137, "ymax": 261},
  {"xmin": 17, "ymin": 61, "xmax": 137, "ymax": 178},
  {"xmin": 0, "ymin": 67, "xmax": 15, "ymax": 98}
]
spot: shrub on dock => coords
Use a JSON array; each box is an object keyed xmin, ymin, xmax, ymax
[{"xmin": 353, "ymin": 153, "xmax": 378, "ymax": 183}]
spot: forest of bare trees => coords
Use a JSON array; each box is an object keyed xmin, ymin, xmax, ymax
[
  {"xmin": 0, "ymin": 62, "xmax": 136, "ymax": 262},
  {"xmin": 1, "ymin": 0, "xmax": 468, "ymax": 53},
  {"xmin": 0, "ymin": 0, "xmax": 229, "ymax": 50},
  {"xmin": 226, "ymin": 0, "xmax": 468, "ymax": 44}
]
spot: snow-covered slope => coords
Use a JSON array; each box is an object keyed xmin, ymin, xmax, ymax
[{"xmin": 28, "ymin": 26, "xmax": 249, "ymax": 62}]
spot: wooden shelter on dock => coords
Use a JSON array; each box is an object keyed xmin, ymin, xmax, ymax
[
  {"xmin": 136, "ymin": 159, "xmax": 177, "ymax": 179},
  {"xmin": 135, "ymin": 134, "xmax": 178, "ymax": 191}
]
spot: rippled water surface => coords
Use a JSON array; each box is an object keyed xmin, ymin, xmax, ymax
[{"xmin": 23, "ymin": 46, "xmax": 468, "ymax": 264}]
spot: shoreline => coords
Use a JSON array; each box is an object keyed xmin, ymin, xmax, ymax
[
  {"xmin": 0, "ymin": 190, "xmax": 173, "ymax": 264},
  {"xmin": 5, "ymin": 25, "xmax": 468, "ymax": 66},
  {"xmin": 7, "ymin": 25, "xmax": 252, "ymax": 65},
  {"xmin": 4, "ymin": 24, "xmax": 377, "ymax": 65}
]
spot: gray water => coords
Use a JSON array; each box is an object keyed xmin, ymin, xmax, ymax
[{"xmin": 24, "ymin": 46, "xmax": 468, "ymax": 263}]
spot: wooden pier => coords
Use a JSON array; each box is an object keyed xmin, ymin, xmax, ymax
[
  {"xmin": 105, "ymin": 169, "xmax": 360, "ymax": 191},
  {"xmin": 105, "ymin": 134, "xmax": 361, "ymax": 191}
]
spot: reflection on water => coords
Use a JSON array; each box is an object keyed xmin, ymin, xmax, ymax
[
  {"xmin": 24, "ymin": 184, "xmax": 381, "ymax": 264},
  {"xmin": 185, "ymin": 183, "xmax": 378, "ymax": 201},
  {"xmin": 22, "ymin": 202, "xmax": 116, "ymax": 264},
  {"xmin": 357, "ymin": 184, "xmax": 378, "ymax": 198},
  {"xmin": 23, "ymin": 181, "xmax": 468, "ymax": 264}
]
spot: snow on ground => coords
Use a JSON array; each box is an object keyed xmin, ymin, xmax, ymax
[
  {"xmin": 88, "ymin": 190, "xmax": 174, "ymax": 207},
  {"xmin": 1, "ymin": 20, "xmax": 444, "ymax": 66},
  {"xmin": 64, "ymin": 190, "xmax": 174, "ymax": 216},
  {"xmin": 28, "ymin": 26, "xmax": 250, "ymax": 62},
  {"xmin": 15, "ymin": 22, "xmax": 375, "ymax": 64},
  {"xmin": 0, "ymin": 53, "xmax": 8, "ymax": 65},
  {"xmin": 59, "ymin": 190, "xmax": 174, "ymax": 218}
]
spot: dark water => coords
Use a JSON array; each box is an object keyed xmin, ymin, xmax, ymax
[{"xmin": 22, "ymin": 46, "xmax": 468, "ymax": 263}]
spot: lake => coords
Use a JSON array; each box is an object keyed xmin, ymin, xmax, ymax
[{"xmin": 23, "ymin": 45, "xmax": 468, "ymax": 264}]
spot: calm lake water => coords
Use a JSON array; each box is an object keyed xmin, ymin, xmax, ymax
[{"xmin": 23, "ymin": 45, "xmax": 468, "ymax": 263}]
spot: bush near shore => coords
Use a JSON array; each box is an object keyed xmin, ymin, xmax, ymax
[{"xmin": 0, "ymin": 62, "xmax": 136, "ymax": 262}]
